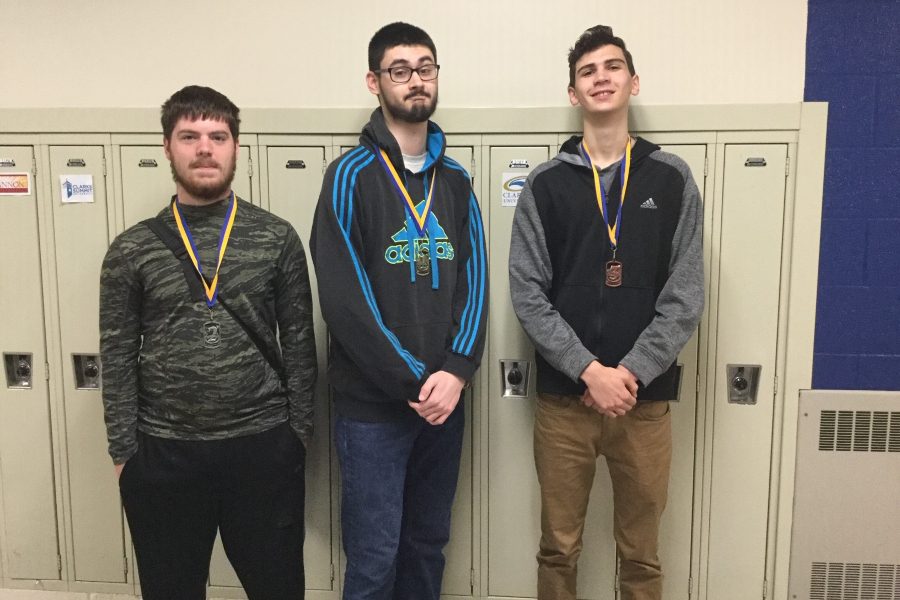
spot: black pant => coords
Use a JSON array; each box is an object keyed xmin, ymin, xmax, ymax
[{"xmin": 119, "ymin": 423, "xmax": 306, "ymax": 600}]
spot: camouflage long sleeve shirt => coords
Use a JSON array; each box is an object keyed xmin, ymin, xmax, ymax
[{"xmin": 99, "ymin": 197, "xmax": 316, "ymax": 464}]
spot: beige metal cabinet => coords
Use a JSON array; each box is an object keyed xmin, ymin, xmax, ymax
[
  {"xmin": 485, "ymin": 143, "xmax": 562, "ymax": 598},
  {"xmin": 704, "ymin": 144, "xmax": 788, "ymax": 600},
  {"xmin": 47, "ymin": 145, "xmax": 124, "ymax": 584},
  {"xmin": 0, "ymin": 146, "xmax": 62, "ymax": 583},
  {"xmin": 223, "ymin": 142, "xmax": 335, "ymax": 594}
]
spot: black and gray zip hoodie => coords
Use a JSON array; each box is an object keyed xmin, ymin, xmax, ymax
[
  {"xmin": 310, "ymin": 108, "xmax": 488, "ymax": 421},
  {"xmin": 509, "ymin": 135, "xmax": 704, "ymax": 401}
]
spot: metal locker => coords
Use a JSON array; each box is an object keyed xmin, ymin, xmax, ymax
[
  {"xmin": 47, "ymin": 145, "xmax": 125, "ymax": 584},
  {"xmin": 705, "ymin": 144, "xmax": 788, "ymax": 600},
  {"xmin": 439, "ymin": 144, "xmax": 476, "ymax": 598},
  {"xmin": 118, "ymin": 144, "xmax": 255, "ymax": 229},
  {"xmin": 202, "ymin": 144, "xmax": 334, "ymax": 593},
  {"xmin": 653, "ymin": 143, "xmax": 707, "ymax": 600},
  {"xmin": 485, "ymin": 144, "xmax": 578, "ymax": 598},
  {"xmin": 0, "ymin": 146, "xmax": 62, "ymax": 582}
]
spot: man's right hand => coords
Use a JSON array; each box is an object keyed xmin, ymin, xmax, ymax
[
  {"xmin": 114, "ymin": 463, "xmax": 125, "ymax": 479},
  {"xmin": 579, "ymin": 361, "xmax": 637, "ymax": 417}
]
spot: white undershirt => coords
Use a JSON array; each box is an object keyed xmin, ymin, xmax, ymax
[{"xmin": 402, "ymin": 152, "xmax": 427, "ymax": 174}]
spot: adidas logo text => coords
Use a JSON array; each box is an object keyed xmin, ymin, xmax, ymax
[{"xmin": 640, "ymin": 198, "xmax": 658, "ymax": 209}]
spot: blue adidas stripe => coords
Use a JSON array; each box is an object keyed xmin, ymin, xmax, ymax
[{"xmin": 452, "ymin": 191, "xmax": 486, "ymax": 356}]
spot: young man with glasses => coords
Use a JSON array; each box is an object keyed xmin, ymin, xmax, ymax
[
  {"xmin": 310, "ymin": 21, "xmax": 488, "ymax": 600},
  {"xmin": 509, "ymin": 26, "xmax": 704, "ymax": 600}
]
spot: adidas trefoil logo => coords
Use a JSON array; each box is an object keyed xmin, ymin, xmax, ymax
[{"xmin": 640, "ymin": 197, "xmax": 658, "ymax": 209}]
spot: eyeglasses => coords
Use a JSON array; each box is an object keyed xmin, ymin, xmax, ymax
[{"xmin": 374, "ymin": 64, "xmax": 440, "ymax": 83}]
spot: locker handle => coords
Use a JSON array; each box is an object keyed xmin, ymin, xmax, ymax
[
  {"xmin": 0, "ymin": 159, "xmax": 16, "ymax": 167},
  {"xmin": 138, "ymin": 159, "xmax": 158, "ymax": 168},
  {"xmin": 3, "ymin": 353, "xmax": 33, "ymax": 388},
  {"xmin": 67, "ymin": 158, "xmax": 87, "ymax": 167},
  {"xmin": 285, "ymin": 160, "xmax": 307, "ymax": 169},
  {"xmin": 744, "ymin": 157, "xmax": 767, "ymax": 167}
]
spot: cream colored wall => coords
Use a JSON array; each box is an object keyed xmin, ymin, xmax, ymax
[{"xmin": 3, "ymin": 0, "xmax": 806, "ymax": 109}]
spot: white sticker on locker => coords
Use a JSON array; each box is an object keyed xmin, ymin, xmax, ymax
[
  {"xmin": 501, "ymin": 172, "xmax": 527, "ymax": 207},
  {"xmin": 59, "ymin": 174, "xmax": 95, "ymax": 204}
]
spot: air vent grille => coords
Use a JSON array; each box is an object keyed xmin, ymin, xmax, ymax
[
  {"xmin": 810, "ymin": 562, "xmax": 898, "ymax": 599},
  {"xmin": 818, "ymin": 411, "xmax": 900, "ymax": 452}
]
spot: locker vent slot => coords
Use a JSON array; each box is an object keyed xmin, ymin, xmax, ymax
[
  {"xmin": 809, "ymin": 562, "xmax": 898, "ymax": 599},
  {"xmin": 818, "ymin": 410, "xmax": 900, "ymax": 452}
]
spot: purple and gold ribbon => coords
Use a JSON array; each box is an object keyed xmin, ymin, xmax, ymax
[{"xmin": 171, "ymin": 193, "xmax": 237, "ymax": 308}]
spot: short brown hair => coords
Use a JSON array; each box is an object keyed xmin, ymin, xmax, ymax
[
  {"xmin": 161, "ymin": 85, "xmax": 240, "ymax": 140},
  {"xmin": 568, "ymin": 25, "xmax": 635, "ymax": 87}
]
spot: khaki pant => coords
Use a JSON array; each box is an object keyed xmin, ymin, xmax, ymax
[{"xmin": 534, "ymin": 393, "xmax": 672, "ymax": 600}]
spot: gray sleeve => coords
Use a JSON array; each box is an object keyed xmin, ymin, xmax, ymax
[
  {"xmin": 508, "ymin": 176, "xmax": 597, "ymax": 383},
  {"xmin": 275, "ymin": 226, "xmax": 317, "ymax": 445},
  {"xmin": 619, "ymin": 164, "xmax": 705, "ymax": 385},
  {"xmin": 99, "ymin": 241, "xmax": 142, "ymax": 464}
]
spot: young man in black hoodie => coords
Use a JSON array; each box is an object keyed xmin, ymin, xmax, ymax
[
  {"xmin": 509, "ymin": 26, "xmax": 704, "ymax": 600},
  {"xmin": 310, "ymin": 22, "xmax": 488, "ymax": 600}
]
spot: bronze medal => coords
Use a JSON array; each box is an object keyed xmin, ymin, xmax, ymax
[
  {"xmin": 605, "ymin": 260, "xmax": 623, "ymax": 287},
  {"xmin": 415, "ymin": 244, "xmax": 431, "ymax": 276},
  {"xmin": 202, "ymin": 321, "xmax": 221, "ymax": 348}
]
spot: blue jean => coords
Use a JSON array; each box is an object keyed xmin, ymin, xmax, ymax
[{"xmin": 335, "ymin": 402, "xmax": 465, "ymax": 600}]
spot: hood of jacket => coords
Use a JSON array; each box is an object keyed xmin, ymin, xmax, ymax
[
  {"xmin": 556, "ymin": 134, "xmax": 660, "ymax": 171},
  {"xmin": 360, "ymin": 108, "xmax": 447, "ymax": 172}
]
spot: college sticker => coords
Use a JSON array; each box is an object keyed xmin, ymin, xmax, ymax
[
  {"xmin": 501, "ymin": 172, "xmax": 527, "ymax": 207},
  {"xmin": 0, "ymin": 172, "xmax": 31, "ymax": 196},
  {"xmin": 59, "ymin": 174, "xmax": 94, "ymax": 204}
]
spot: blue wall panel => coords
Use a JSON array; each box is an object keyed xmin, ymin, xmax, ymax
[{"xmin": 806, "ymin": 0, "xmax": 900, "ymax": 390}]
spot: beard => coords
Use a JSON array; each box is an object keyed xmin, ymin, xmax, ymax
[
  {"xmin": 382, "ymin": 89, "xmax": 438, "ymax": 123},
  {"xmin": 171, "ymin": 155, "xmax": 237, "ymax": 202}
]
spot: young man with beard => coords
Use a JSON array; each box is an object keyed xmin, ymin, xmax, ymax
[
  {"xmin": 99, "ymin": 85, "xmax": 316, "ymax": 600},
  {"xmin": 509, "ymin": 26, "xmax": 704, "ymax": 600},
  {"xmin": 310, "ymin": 22, "xmax": 488, "ymax": 600}
]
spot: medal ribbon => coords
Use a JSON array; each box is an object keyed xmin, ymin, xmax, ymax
[
  {"xmin": 377, "ymin": 148, "xmax": 435, "ymax": 236},
  {"xmin": 580, "ymin": 137, "xmax": 632, "ymax": 250},
  {"xmin": 171, "ymin": 192, "xmax": 237, "ymax": 308}
]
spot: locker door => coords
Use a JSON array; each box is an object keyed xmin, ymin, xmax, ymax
[
  {"xmin": 0, "ymin": 146, "xmax": 61, "ymax": 582},
  {"xmin": 706, "ymin": 144, "xmax": 787, "ymax": 599},
  {"xmin": 486, "ymin": 145, "xmax": 599, "ymax": 598},
  {"xmin": 118, "ymin": 145, "xmax": 254, "ymax": 228},
  {"xmin": 652, "ymin": 143, "xmax": 707, "ymax": 600},
  {"xmin": 441, "ymin": 144, "xmax": 475, "ymax": 597},
  {"xmin": 206, "ymin": 145, "xmax": 333, "ymax": 592},
  {"xmin": 48, "ymin": 146, "xmax": 124, "ymax": 583}
]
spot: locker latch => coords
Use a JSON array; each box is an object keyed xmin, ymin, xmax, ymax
[
  {"xmin": 3, "ymin": 353, "xmax": 33, "ymax": 389},
  {"xmin": 72, "ymin": 354, "xmax": 101, "ymax": 389},
  {"xmin": 726, "ymin": 364, "xmax": 761, "ymax": 404},
  {"xmin": 500, "ymin": 359, "xmax": 530, "ymax": 397}
]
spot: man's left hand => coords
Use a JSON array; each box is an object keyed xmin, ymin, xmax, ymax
[{"xmin": 409, "ymin": 371, "xmax": 465, "ymax": 425}]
